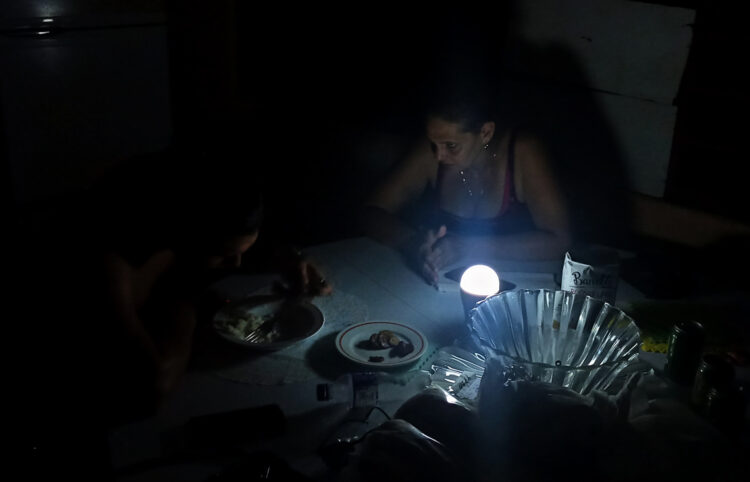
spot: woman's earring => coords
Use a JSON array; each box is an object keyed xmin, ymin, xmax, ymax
[{"xmin": 484, "ymin": 143, "xmax": 489, "ymax": 150}]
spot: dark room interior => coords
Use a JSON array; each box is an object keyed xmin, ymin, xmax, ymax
[{"xmin": 3, "ymin": 1, "xmax": 749, "ymax": 480}]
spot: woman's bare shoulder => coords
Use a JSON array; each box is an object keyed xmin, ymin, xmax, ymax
[
  {"xmin": 511, "ymin": 131, "xmax": 555, "ymax": 203},
  {"xmin": 513, "ymin": 130, "xmax": 547, "ymax": 154},
  {"xmin": 367, "ymin": 139, "xmax": 436, "ymax": 211}
]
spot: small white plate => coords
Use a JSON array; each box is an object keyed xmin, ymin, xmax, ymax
[
  {"xmin": 335, "ymin": 321, "xmax": 427, "ymax": 367},
  {"xmin": 213, "ymin": 297, "xmax": 324, "ymax": 350}
]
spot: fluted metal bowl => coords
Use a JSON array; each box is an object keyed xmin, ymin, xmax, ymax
[{"xmin": 468, "ymin": 289, "xmax": 641, "ymax": 394}]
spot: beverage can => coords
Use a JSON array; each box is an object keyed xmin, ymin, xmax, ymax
[{"xmin": 665, "ymin": 320, "xmax": 705, "ymax": 385}]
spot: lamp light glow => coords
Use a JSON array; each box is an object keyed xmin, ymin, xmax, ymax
[{"xmin": 460, "ymin": 265, "xmax": 500, "ymax": 297}]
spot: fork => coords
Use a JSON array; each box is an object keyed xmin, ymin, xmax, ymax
[{"xmin": 244, "ymin": 318, "xmax": 276, "ymax": 343}]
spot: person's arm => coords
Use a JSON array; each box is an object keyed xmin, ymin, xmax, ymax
[
  {"xmin": 103, "ymin": 251, "xmax": 196, "ymax": 407},
  {"xmin": 360, "ymin": 141, "xmax": 436, "ymax": 251},
  {"xmin": 269, "ymin": 244, "xmax": 333, "ymax": 296},
  {"xmin": 239, "ymin": 238, "xmax": 333, "ymax": 296},
  {"xmin": 424, "ymin": 135, "xmax": 571, "ymax": 276},
  {"xmin": 469, "ymin": 133, "xmax": 571, "ymax": 259}
]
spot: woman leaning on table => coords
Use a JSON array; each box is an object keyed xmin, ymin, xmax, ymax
[{"xmin": 360, "ymin": 81, "xmax": 573, "ymax": 284}]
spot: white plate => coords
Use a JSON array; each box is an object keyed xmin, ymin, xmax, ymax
[
  {"xmin": 213, "ymin": 297, "xmax": 324, "ymax": 350},
  {"xmin": 335, "ymin": 321, "xmax": 428, "ymax": 367}
]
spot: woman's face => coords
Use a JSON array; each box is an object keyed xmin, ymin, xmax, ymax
[{"xmin": 426, "ymin": 116, "xmax": 488, "ymax": 170}]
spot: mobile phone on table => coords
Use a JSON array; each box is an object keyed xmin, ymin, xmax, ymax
[{"xmin": 444, "ymin": 266, "xmax": 467, "ymax": 283}]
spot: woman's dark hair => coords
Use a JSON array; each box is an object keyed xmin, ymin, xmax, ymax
[{"xmin": 423, "ymin": 79, "xmax": 497, "ymax": 134}]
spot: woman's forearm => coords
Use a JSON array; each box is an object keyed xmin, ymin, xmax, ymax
[{"xmin": 460, "ymin": 230, "xmax": 572, "ymax": 263}]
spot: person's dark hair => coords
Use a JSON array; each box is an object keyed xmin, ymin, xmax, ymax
[
  {"xmin": 92, "ymin": 148, "xmax": 264, "ymax": 264},
  {"xmin": 166, "ymin": 149, "xmax": 264, "ymax": 249},
  {"xmin": 424, "ymin": 79, "xmax": 497, "ymax": 134},
  {"xmin": 182, "ymin": 182, "xmax": 264, "ymax": 241}
]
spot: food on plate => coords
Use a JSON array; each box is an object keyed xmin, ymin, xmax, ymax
[
  {"xmin": 368, "ymin": 330, "xmax": 401, "ymax": 349},
  {"xmin": 215, "ymin": 311, "xmax": 281, "ymax": 343},
  {"xmin": 362, "ymin": 330, "xmax": 415, "ymax": 358},
  {"xmin": 369, "ymin": 356, "xmax": 385, "ymax": 363},
  {"xmin": 392, "ymin": 341, "xmax": 415, "ymax": 357}
]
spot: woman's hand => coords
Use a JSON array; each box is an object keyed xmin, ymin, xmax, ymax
[
  {"xmin": 414, "ymin": 225, "xmax": 463, "ymax": 285},
  {"xmin": 294, "ymin": 258, "xmax": 334, "ymax": 296},
  {"xmin": 423, "ymin": 230, "xmax": 466, "ymax": 284},
  {"xmin": 277, "ymin": 246, "xmax": 333, "ymax": 297},
  {"xmin": 416, "ymin": 225, "xmax": 445, "ymax": 284}
]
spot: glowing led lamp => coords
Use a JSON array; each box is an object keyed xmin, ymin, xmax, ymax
[
  {"xmin": 459, "ymin": 265, "xmax": 500, "ymax": 322},
  {"xmin": 460, "ymin": 265, "xmax": 500, "ymax": 297}
]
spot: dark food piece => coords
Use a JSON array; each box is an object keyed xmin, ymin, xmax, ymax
[
  {"xmin": 368, "ymin": 330, "xmax": 401, "ymax": 349},
  {"xmin": 364, "ymin": 330, "xmax": 413, "ymax": 357},
  {"xmin": 392, "ymin": 341, "xmax": 415, "ymax": 358}
]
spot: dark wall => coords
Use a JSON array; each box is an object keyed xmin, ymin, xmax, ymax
[
  {"xmin": 663, "ymin": 1, "xmax": 750, "ymax": 224},
  {"xmin": 6, "ymin": 1, "xmax": 748, "ymax": 247},
  {"xmin": 1, "ymin": 1, "xmax": 171, "ymax": 216},
  {"xmin": 222, "ymin": 4, "xmax": 511, "ymax": 245},
  {"xmin": 637, "ymin": 1, "xmax": 750, "ymax": 223}
]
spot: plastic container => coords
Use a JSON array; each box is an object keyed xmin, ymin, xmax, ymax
[{"xmin": 316, "ymin": 371, "xmax": 431, "ymax": 408}]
